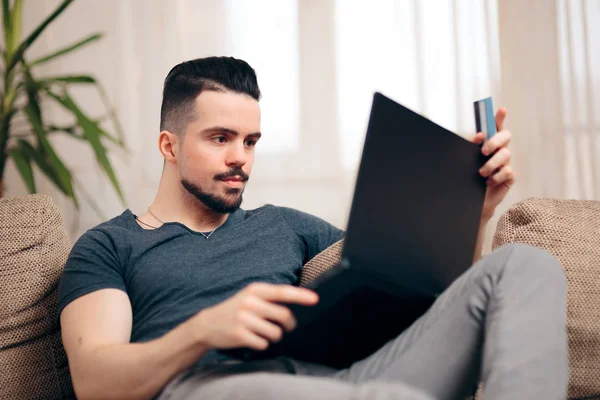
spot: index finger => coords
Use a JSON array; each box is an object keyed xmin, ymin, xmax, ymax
[
  {"xmin": 247, "ymin": 283, "xmax": 319, "ymax": 305},
  {"xmin": 495, "ymin": 108, "xmax": 507, "ymax": 132}
]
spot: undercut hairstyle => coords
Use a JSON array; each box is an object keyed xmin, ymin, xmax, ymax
[{"xmin": 159, "ymin": 56, "xmax": 261, "ymax": 135}]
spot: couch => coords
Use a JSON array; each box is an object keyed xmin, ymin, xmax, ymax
[{"xmin": 1, "ymin": 194, "xmax": 599, "ymax": 399}]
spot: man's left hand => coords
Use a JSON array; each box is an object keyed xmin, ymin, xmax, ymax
[{"xmin": 471, "ymin": 108, "xmax": 515, "ymax": 222}]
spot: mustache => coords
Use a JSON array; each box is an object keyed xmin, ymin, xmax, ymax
[{"xmin": 214, "ymin": 168, "xmax": 249, "ymax": 182}]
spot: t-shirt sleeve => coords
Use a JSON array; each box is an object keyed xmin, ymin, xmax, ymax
[
  {"xmin": 278, "ymin": 206, "xmax": 345, "ymax": 263},
  {"xmin": 57, "ymin": 228, "xmax": 127, "ymax": 318}
]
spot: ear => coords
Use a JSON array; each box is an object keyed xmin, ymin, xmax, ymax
[{"xmin": 158, "ymin": 130, "xmax": 179, "ymax": 163}]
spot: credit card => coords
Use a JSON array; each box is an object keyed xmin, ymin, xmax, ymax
[{"xmin": 473, "ymin": 97, "xmax": 496, "ymax": 140}]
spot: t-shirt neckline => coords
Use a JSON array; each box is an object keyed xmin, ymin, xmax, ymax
[{"xmin": 125, "ymin": 208, "xmax": 244, "ymax": 237}]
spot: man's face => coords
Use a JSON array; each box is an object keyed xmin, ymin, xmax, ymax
[{"xmin": 177, "ymin": 90, "xmax": 261, "ymax": 214}]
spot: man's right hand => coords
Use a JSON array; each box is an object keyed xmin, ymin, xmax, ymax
[{"xmin": 193, "ymin": 283, "xmax": 319, "ymax": 351}]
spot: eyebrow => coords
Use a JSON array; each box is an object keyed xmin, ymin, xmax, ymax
[{"xmin": 201, "ymin": 126, "xmax": 262, "ymax": 139}]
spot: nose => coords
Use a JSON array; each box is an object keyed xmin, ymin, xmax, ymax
[{"xmin": 225, "ymin": 141, "xmax": 248, "ymax": 168}]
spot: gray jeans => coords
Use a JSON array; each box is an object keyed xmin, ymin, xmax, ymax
[{"xmin": 158, "ymin": 244, "xmax": 568, "ymax": 400}]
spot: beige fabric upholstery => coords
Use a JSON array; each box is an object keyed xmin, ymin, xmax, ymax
[
  {"xmin": 299, "ymin": 239, "xmax": 344, "ymax": 286},
  {"xmin": 492, "ymin": 198, "xmax": 600, "ymax": 399},
  {"xmin": 3, "ymin": 194, "xmax": 600, "ymax": 399},
  {"xmin": 0, "ymin": 194, "xmax": 74, "ymax": 399}
]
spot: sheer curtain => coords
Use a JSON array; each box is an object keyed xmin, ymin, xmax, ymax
[
  {"xmin": 335, "ymin": 0, "xmax": 500, "ymax": 170},
  {"xmin": 497, "ymin": 0, "xmax": 600, "ymax": 204},
  {"xmin": 5, "ymin": 0, "xmax": 599, "ymax": 250},
  {"xmin": 557, "ymin": 0, "xmax": 600, "ymax": 200}
]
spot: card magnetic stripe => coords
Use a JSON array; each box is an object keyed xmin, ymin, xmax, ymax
[{"xmin": 474, "ymin": 97, "xmax": 496, "ymax": 140}]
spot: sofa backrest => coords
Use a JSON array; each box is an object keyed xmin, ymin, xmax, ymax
[
  {"xmin": 0, "ymin": 194, "xmax": 75, "ymax": 399},
  {"xmin": 299, "ymin": 239, "xmax": 344, "ymax": 286},
  {"xmin": 493, "ymin": 198, "xmax": 600, "ymax": 399}
]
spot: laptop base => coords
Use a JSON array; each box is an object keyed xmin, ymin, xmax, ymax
[{"xmin": 233, "ymin": 266, "xmax": 435, "ymax": 369}]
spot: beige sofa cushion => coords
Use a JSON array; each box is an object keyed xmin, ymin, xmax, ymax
[
  {"xmin": 493, "ymin": 198, "xmax": 600, "ymax": 399},
  {"xmin": 300, "ymin": 239, "xmax": 344, "ymax": 286},
  {"xmin": 0, "ymin": 194, "xmax": 74, "ymax": 399}
]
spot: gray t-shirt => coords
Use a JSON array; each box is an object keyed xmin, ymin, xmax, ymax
[{"xmin": 57, "ymin": 204, "xmax": 344, "ymax": 364}]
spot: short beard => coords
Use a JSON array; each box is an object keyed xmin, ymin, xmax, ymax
[{"xmin": 181, "ymin": 179, "xmax": 243, "ymax": 214}]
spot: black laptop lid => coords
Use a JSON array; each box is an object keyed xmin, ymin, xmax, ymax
[{"xmin": 342, "ymin": 92, "xmax": 487, "ymax": 296}]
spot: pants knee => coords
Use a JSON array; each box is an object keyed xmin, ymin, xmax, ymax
[{"xmin": 485, "ymin": 243, "xmax": 566, "ymax": 290}]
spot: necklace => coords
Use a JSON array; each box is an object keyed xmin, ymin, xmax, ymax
[
  {"xmin": 136, "ymin": 217, "xmax": 158, "ymax": 229},
  {"xmin": 145, "ymin": 207, "xmax": 220, "ymax": 239}
]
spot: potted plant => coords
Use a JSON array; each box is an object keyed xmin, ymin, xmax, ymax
[{"xmin": 1, "ymin": 0, "xmax": 125, "ymax": 215}]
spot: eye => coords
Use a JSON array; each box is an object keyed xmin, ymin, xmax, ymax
[
  {"xmin": 212, "ymin": 136, "xmax": 227, "ymax": 144},
  {"xmin": 245, "ymin": 139, "xmax": 258, "ymax": 148}
]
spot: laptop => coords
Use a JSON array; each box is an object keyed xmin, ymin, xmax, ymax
[{"xmin": 228, "ymin": 92, "xmax": 488, "ymax": 368}]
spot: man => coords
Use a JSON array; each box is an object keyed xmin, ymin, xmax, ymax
[{"xmin": 58, "ymin": 57, "xmax": 567, "ymax": 400}]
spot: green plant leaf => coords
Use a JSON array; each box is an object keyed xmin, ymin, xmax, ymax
[
  {"xmin": 47, "ymin": 122, "xmax": 80, "ymax": 135},
  {"xmin": 23, "ymin": 98, "xmax": 77, "ymax": 204},
  {"xmin": 0, "ymin": 108, "xmax": 15, "ymax": 177},
  {"xmin": 96, "ymin": 126, "xmax": 122, "ymax": 146},
  {"xmin": 5, "ymin": 0, "xmax": 74, "ymax": 73},
  {"xmin": 14, "ymin": 75, "xmax": 93, "ymax": 93},
  {"xmin": 32, "ymin": 76, "xmax": 126, "ymax": 147},
  {"xmin": 20, "ymin": 67, "xmax": 126, "ymax": 149},
  {"xmin": 46, "ymin": 89, "xmax": 125, "ymax": 205},
  {"xmin": 9, "ymin": 0, "xmax": 22, "ymax": 53},
  {"xmin": 38, "ymin": 77, "xmax": 127, "ymax": 147},
  {"xmin": 2, "ymin": 0, "xmax": 12, "ymax": 56},
  {"xmin": 49, "ymin": 75, "xmax": 96, "ymax": 84},
  {"xmin": 3, "ymin": 85, "xmax": 18, "ymax": 111},
  {"xmin": 96, "ymin": 83, "xmax": 127, "ymax": 148},
  {"xmin": 39, "ymin": 74, "xmax": 96, "ymax": 85},
  {"xmin": 10, "ymin": 140, "xmax": 35, "ymax": 192},
  {"xmin": 47, "ymin": 120, "xmax": 122, "ymax": 146},
  {"xmin": 46, "ymin": 120, "xmax": 122, "ymax": 146},
  {"xmin": 37, "ymin": 77, "xmax": 126, "ymax": 146},
  {"xmin": 47, "ymin": 124, "xmax": 85, "ymax": 140},
  {"xmin": 30, "ymin": 32, "xmax": 102, "ymax": 66},
  {"xmin": 17, "ymin": 138, "xmax": 78, "ymax": 204}
]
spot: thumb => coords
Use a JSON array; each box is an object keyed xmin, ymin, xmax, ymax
[{"xmin": 470, "ymin": 132, "xmax": 486, "ymax": 145}]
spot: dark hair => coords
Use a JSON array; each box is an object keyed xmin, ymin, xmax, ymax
[{"xmin": 159, "ymin": 56, "xmax": 261, "ymax": 134}]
